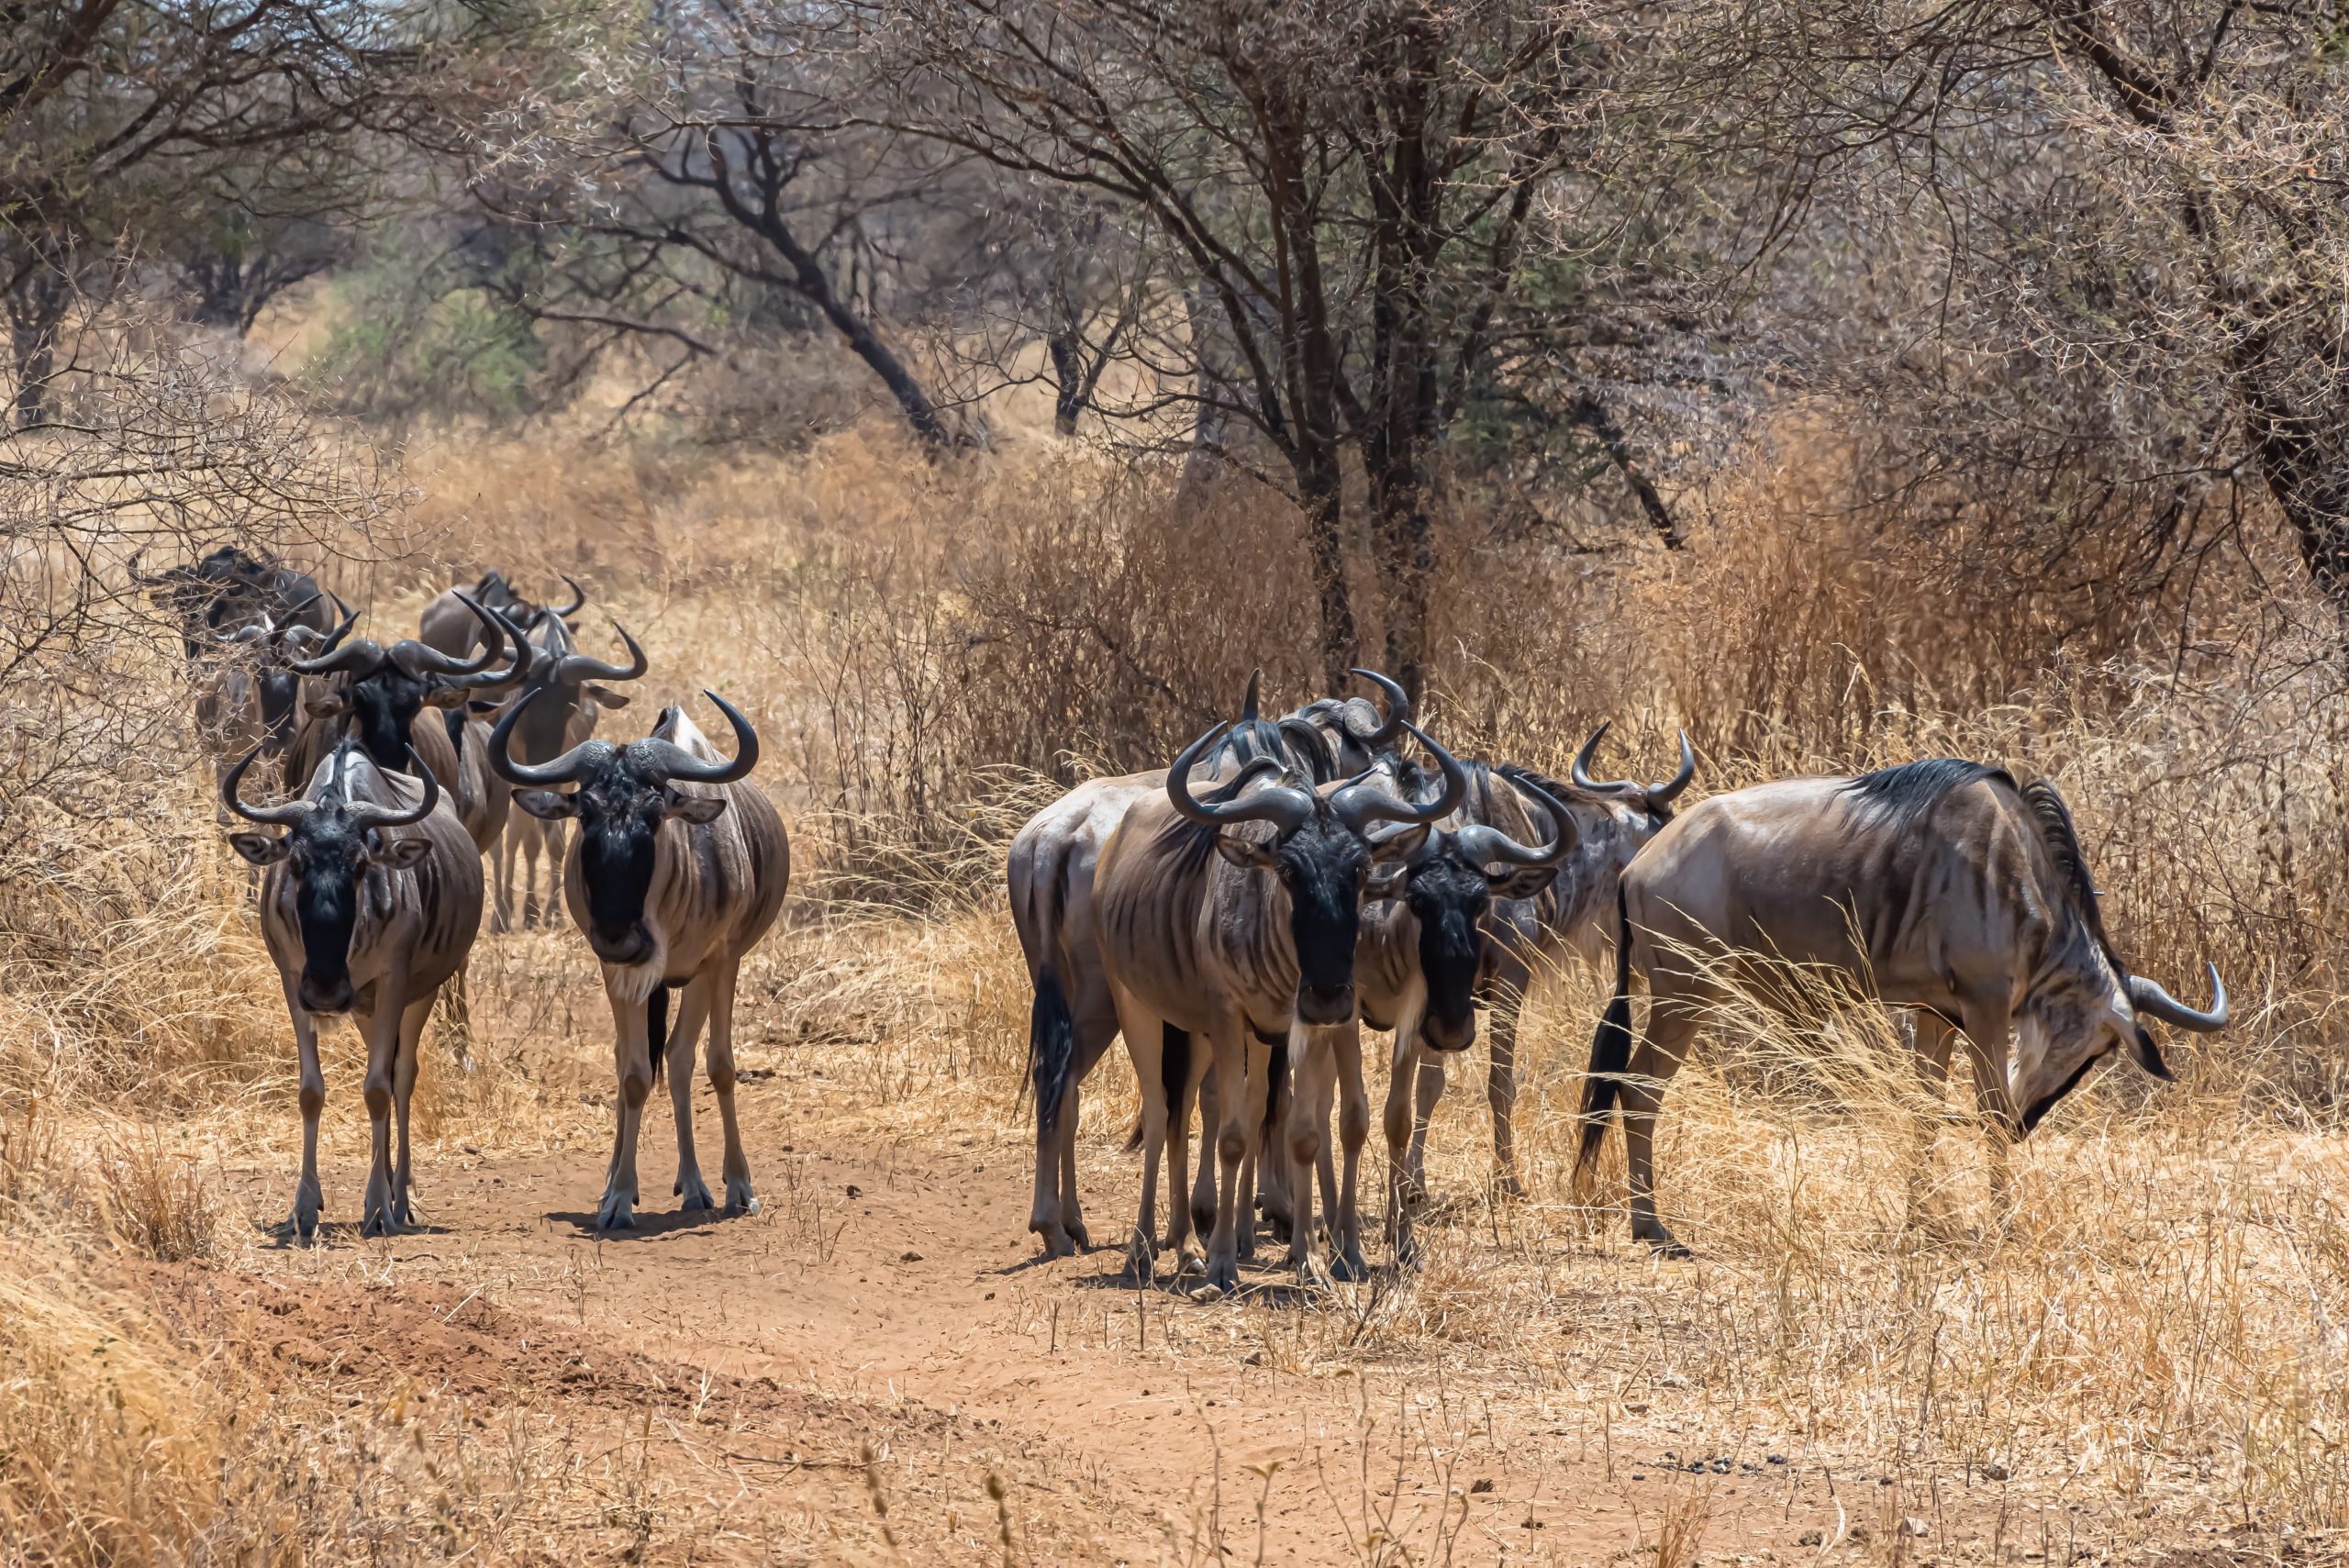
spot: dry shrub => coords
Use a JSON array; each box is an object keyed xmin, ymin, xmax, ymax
[{"xmin": 85, "ymin": 1134, "xmax": 224, "ymax": 1263}]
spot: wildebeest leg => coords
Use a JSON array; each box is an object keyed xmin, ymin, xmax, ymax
[
  {"xmin": 1029, "ymin": 973, "xmax": 1117, "ymax": 1256},
  {"xmin": 1621, "ymin": 992, "xmax": 1701, "ymax": 1257},
  {"xmin": 1485, "ymin": 966, "xmax": 1531, "ymax": 1195},
  {"xmin": 1329, "ymin": 1018, "xmax": 1368, "ymax": 1281},
  {"xmin": 1954, "ymin": 994, "xmax": 2018, "ymax": 1222},
  {"xmin": 391, "ymin": 993, "xmax": 434, "ymax": 1229},
  {"xmin": 284, "ymin": 976, "xmax": 326, "ymax": 1241},
  {"xmin": 1383, "ymin": 1026, "xmax": 1420, "ymax": 1253},
  {"xmin": 704, "ymin": 962, "xmax": 758, "ymax": 1216},
  {"xmin": 1906, "ymin": 1010, "xmax": 1961, "ymax": 1233},
  {"xmin": 1188, "ymin": 1065, "xmax": 1219, "ymax": 1243},
  {"xmin": 357, "ymin": 991, "xmax": 406, "ymax": 1238},
  {"xmin": 489, "ymin": 807, "xmax": 513, "ymax": 933},
  {"xmin": 1164, "ymin": 1035, "xmax": 1208, "ymax": 1273},
  {"xmin": 666, "ymin": 978, "xmax": 717, "ymax": 1211},
  {"xmin": 1113, "ymin": 988, "xmax": 1170, "ymax": 1281},
  {"xmin": 1408, "ymin": 1054, "xmax": 1444, "ymax": 1200},
  {"xmin": 1203, "ymin": 1019, "xmax": 1266, "ymax": 1296},
  {"xmin": 1282, "ymin": 1025, "xmax": 1336, "ymax": 1285},
  {"xmin": 597, "ymin": 987, "xmax": 656, "ymax": 1229}
]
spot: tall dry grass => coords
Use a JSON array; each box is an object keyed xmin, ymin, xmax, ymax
[{"xmin": 2, "ymin": 412, "xmax": 2345, "ymax": 1555}]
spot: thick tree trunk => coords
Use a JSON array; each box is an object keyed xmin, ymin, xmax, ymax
[{"xmin": 1295, "ymin": 456, "xmax": 1358, "ymax": 693}]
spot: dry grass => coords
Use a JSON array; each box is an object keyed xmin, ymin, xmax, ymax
[{"xmin": 1, "ymin": 414, "xmax": 2345, "ymax": 1561}]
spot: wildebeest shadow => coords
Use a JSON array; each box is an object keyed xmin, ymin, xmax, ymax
[
  {"xmin": 542, "ymin": 1206, "xmax": 731, "ymax": 1240},
  {"xmin": 257, "ymin": 1218, "xmax": 454, "ymax": 1250}
]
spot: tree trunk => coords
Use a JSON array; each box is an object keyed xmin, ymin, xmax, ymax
[
  {"xmin": 1296, "ymin": 455, "xmax": 1358, "ymax": 692},
  {"xmin": 7, "ymin": 271, "xmax": 65, "ymax": 431},
  {"xmin": 1047, "ymin": 328, "xmax": 1084, "ymax": 437}
]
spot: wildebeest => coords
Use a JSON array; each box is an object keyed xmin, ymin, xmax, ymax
[
  {"xmin": 1008, "ymin": 668, "xmax": 1410, "ymax": 1259},
  {"xmin": 283, "ymin": 595, "xmax": 525, "ymax": 858},
  {"xmin": 1386, "ymin": 725, "xmax": 1696, "ymax": 1200},
  {"xmin": 418, "ymin": 571, "xmax": 583, "ymax": 659},
  {"xmin": 133, "ymin": 545, "xmax": 335, "ymax": 660},
  {"xmin": 1092, "ymin": 716, "xmax": 1467, "ymax": 1291},
  {"xmin": 224, "ymin": 738, "xmax": 484, "ymax": 1239},
  {"xmin": 486, "ymin": 605, "xmax": 648, "ymax": 929},
  {"xmin": 1577, "ymin": 759, "xmax": 2229, "ymax": 1254},
  {"xmin": 489, "ymin": 689, "xmax": 789, "ymax": 1229},
  {"xmin": 192, "ymin": 595, "xmax": 346, "ymax": 827}
]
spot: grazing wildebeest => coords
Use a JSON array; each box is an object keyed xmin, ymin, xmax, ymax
[
  {"xmin": 1093, "ymin": 716, "xmax": 1467, "ymax": 1291},
  {"xmin": 224, "ymin": 739, "xmax": 484, "ymax": 1239},
  {"xmin": 1577, "ymin": 758, "xmax": 2230, "ymax": 1254},
  {"xmin": 489, "ymin": 689, "xmax": 789, "ymax": 1229},
  {"xmin": 418, "ymin": 571, "xmax": 583, "ymax": 659},
  {"xmin": 1009, "ymin": 668, "xmax": 1410, "ymax": 1258},
  {"xmin": 1386, "ymin": 725, "xmax": 1696, "ymax": 1200},
  {"xmin": 487, "ymin": 605, "xmax": 647, "ymax": 929},
  {"xmin": 133, "ymin": 545, "xmax": 335, "ymax": 659}
]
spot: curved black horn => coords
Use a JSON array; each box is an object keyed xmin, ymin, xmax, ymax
[
  {"xmin": 348, "ymin": 746, "xmax": 441, "ymax": 829},
  {"xmin": 2129, "ymin": 966, "xmax": 2229, "ymax": 1033},
  {"xmin": 1647, "ymin": 731, "xmax": 1698, "ymax": 808},
  {"xmin": 213, "ymin": 618, "xmax": 272, "ymax": 647},
  {"xmin": 551, "ymin": 574, "xmax": 586, "ymax": 620},
  {"xmin": 1330, "ymin": 720, "xmax": 1469, "ymax": 830},
  {"xmin": 1453, "ymin": 774, "xmax": 1582, "ymax": 871},
  {"xmin": 1339, "ymin": 667, "xmax": 1411, "ymax": 746},
  {"xmin": 287, "ymin": 637, "xmax": 389, "ymax": 679},
  {"xmin": 1240, "ymin": 667, "xmax": 1263, "ymax": 724},
  {"xmin": 392, "ymin": 601, "xmax": 505, "ymax": 677},
  {"xmin": 485, "ymin": 687, "xmax": 603, "ymax": 787},
  {"xmin": 642, "ymin": 691, "xmax": 761, "ymax": 785},
  {"xmin": 555, "ymin": 620, "xmax": 648, "ymax": 684},
  {"xmin": 1166, "ymin": 722, "xmax": 1315, "ymax": 833},
  {"xmin": 222, "ymin": 746, "xmax": 309, "ymax": 827},
  {"xmin": 128, "ymin": 550, "xmax": 164, "ymax": 586},
  {"xmin": 1571, "ymin": 722, "xmax": 1637, "ymax": 795}
]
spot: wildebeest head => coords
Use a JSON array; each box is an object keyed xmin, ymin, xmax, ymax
[
  {"xmin": 134, "ymin": 545, "xmax": 327, "ymax": 659},
  {"xmin": 1374, "ymin": 774, "xmax": 1580, "ymax": 1052},
  {"xmin": 223, "ymin": 739, "xmax": 440, "ymax": 1014},
  {"xmin": 2002, "ymin": 782, "xmax": 2229, "ymax": 1132},
  {"xmin": 1169, "ymin": 717, "xmax": 1469, "ymax": 1026},
  {"xmin": 487, "ymin": 605, "xmax": 647, "ymax": 764},
  {"xmin": 488, "ymin": 688, "xmax": 757, "ymax": 974},
  {"xmin": 293, "ymin": 594, "xmax": 520, "ymax": 769},
  {"xmin": 473, "ymin": 570, "xmax": 582, "ymax": 639}
]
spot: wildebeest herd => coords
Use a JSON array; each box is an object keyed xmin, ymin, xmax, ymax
[{"xmin": 145, "ymin": 547, "xmax": 2231, "ymax": 1283}]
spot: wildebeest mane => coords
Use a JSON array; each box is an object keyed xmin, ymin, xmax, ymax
[
  {"xmin": 2019, "ymin": 776, "xmax": 2121, "ymax": 964},
  {"xmin": 1838, "ymin": 758, "xmax": 2014, "ymax": 832}
]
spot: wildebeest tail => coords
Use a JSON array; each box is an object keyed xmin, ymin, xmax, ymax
[
  {"xmin": 647, "ymin": 983, "xmax": 673, "ymax": 1099},
  {"xmin": 1030, "ymin": 968, "xmax": 1076, "ymax": 1137},
  {"xmin": 1124, "ymin": 1025, "xmax": 1190, "ymax": 1152},
  {"xmin": 1576, "ymin": 882, "xmax": 1635, "ymax": 1177}
]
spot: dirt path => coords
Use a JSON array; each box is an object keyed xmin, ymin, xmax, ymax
[{"xmin": 211, "ymin": 1085, "xmax": 2075, "ymax": 1565}]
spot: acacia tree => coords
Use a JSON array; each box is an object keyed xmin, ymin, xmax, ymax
[{"xmin": 874, "ymin": 0, "xmax": 1579, "ymax": 692}]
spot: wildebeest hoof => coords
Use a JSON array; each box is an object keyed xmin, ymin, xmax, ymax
[
  {"xmin": 677, "ymin": 1172, "xmax": 716, "ymax": 1212},
  {"xmin": 1640, "ymin": 1229, "xmax": 1693, "ymax": 1260},
  {"xmin": 1495, "ymin": 1172, "xmax": 1527, "ymax": 1200},
  {"xmin": 596, "ymin": 1192, "xmax": 637, "ymax": 1230},
  {"xmin": 724, "ymin": 1178, "xmax": 759, "ymax": 1216},
  {"xmin": 1292, "ymin": 1256, "xmax": 1332, "ymax": 1292},
  {"xmin": 360, "ymin": 1207, "xmax": 397, "ymax": 1239},
  {"xmin": 1187, "ymin": 1282, "xmax": 1225, "ymax": 1304},
  {"xmin": 1203, "ymin": 1256, "xmax": 1241, "ymax": 1296},
  {"xmin": 1066, "ymin": 1218, "xmax": 1090, "ymax": 1250},
  {"xmin": 1330, "ymin": 1249, "xmax": 1366, "ymax": 1283},
  {"xmin": 1036, "ymin": 1226, "xmax": 1077, "ymax": 1259}
]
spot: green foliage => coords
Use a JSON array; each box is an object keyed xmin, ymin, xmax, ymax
[{"xmin": 306, "ymin": 246, "xmax": 549, "ymax": 425}]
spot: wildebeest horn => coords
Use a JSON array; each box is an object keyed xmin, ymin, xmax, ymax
[
  {"xmin": 643, "ymin": 691, "xmax": 761, "ymax": 784},
  {"xmin": 1647, "ymin": 731, "xmax": 1698, "ymax": 806},
  {"xmin": 346, "ymin": 746, "xmax": 441, "ymax": 829},
  {"xmin": 392, "ymin": 594, "xmax": 507, "ymax": 679},
  {"xmin": 1453, "ymin": 774, "xmax": 1581, "ymax": 870},
  {"xmin": 221, "ymin": 746, "xmax": 309, "ymax": 827},
  {"xmin": 213, "ymin": 618, "xmax": 273, "ymax": 646},
  {"xmin": 551, "ymin": 574, "xmax": 587, "ymax": 620},
  {"xmin": 279, "ymin": 596, "xmax": 360, "ymax": 656},
  {"xmin": 486, "ymin": 688, "xmax": 604, "ymax": 787},
  {"xmin": 2129, "ymin": 966, "xmax": 2229, "ymax": 1033},
  {"xmin": 1330, "ymin": 721, "xmax": 1468, "ymax": 829},
  {"xmin": 1167, "ymin": 722, "xmax": 1315, "ymax": 833},
  {"xmin": 1338, "ymin": 667, "xmax": 1410, "ymax": 745},
  {"xmin": 1240, "ymin": 667, "xmax": 1263, "ymax": 724},
  {"xmin": 555, "ymin": 620, "xmax": 648, "ymax": 684},
  {"xmin": 288, "ymin": 637, "xmax": 390, "ymax": 678},
  {"xmin": 128, "ymin": 550, "xmax": 165, "ymax": 586}
]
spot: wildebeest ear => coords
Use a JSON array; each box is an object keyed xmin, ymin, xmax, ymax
[
  {"xmin": 2123, "ymin": 1022, "xmax": 2174, "ymax": 1082},
  {"xmin": 1365, "ymin": 863, "xmax": 1407, "ymax": 901},
  {"xmin": 305, "ymin": 691, "xmax": 348, "ymax": 717},
  {"xmin": 1366, "ymin": 822, "xmax": 1431, "ymax": 864},
  {"xmin": 423, "ymin": 685, "xmax": 470, "ymax": 708},
  {"xmin": 1487, "ymin": 862, "xmax": 1557, "ymax": 900},
  {"xmin": 369, "ymin": 836, "xmax": 433, "ymax": 871},
  {"xmin": 663, "ymin": 789, "xmax": 728, "ymax": 825},
  {"xmin": 514, "ymin": 789, "xmax": 578, "ymax": 820},
  {"xmin": 228, "ymin": 832, "xmax": 288, "ymax": 866},
  {"xmin": 1214, "ymin": 833, "xmax": 1278, "ymax": 870},
  {"xmin": 586, "ymin": 685, "xmax": 632, "ymax": 708}
]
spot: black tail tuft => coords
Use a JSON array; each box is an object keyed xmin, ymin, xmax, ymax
[
  {"xmin": 1576, "ymin": 883, "xmax": 1636, "ymax": 1177},
  {"xmin": 443, "ymin": 707, "xmax": 466, "ymax": 755},
  {"xmin": 1029, "ymin": 969, "xmax": 1076, "ymax": 1137},
  {"xmin": 647, "ymin": 983, "xmax": 673, "ymax": 1099}
]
